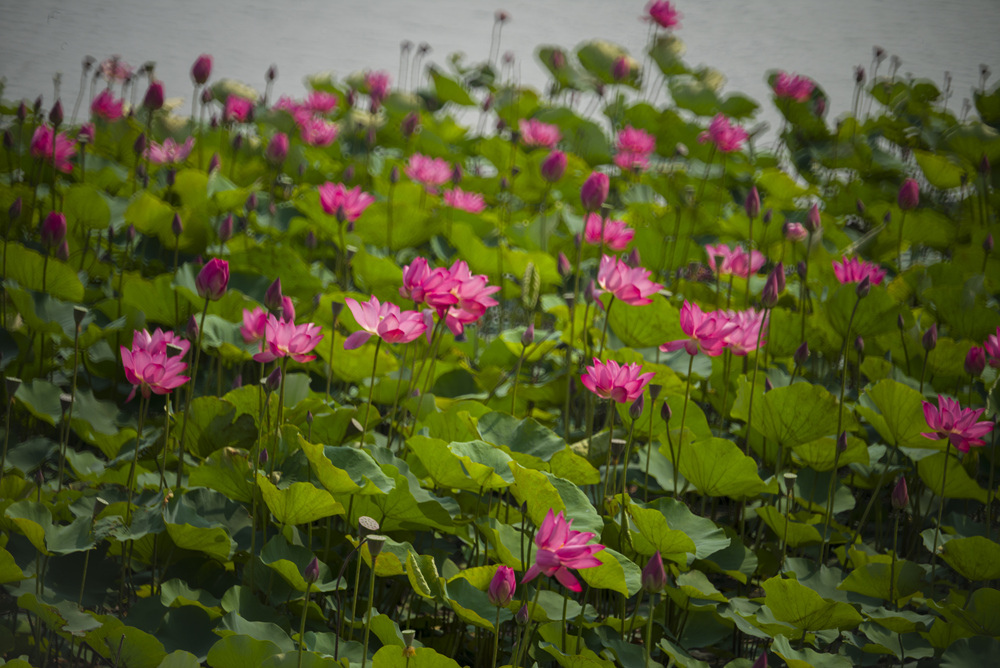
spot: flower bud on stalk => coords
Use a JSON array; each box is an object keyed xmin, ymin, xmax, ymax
[
  {"xmin": 218, "ymin": 214, "xmax": 233, "ymax": 243},
  {"xmin": 641, "ymin": 551, "xmax": 666, "ymax": 593},
  {"xmin": 965, "ymin": 346, "xmax": 986, "ymax": 376},
  {"xmin": 143, "ymin": 81, "xmax": 164, "ymax": 111},
  {"xmin": 264, "ymin": 366, "xmax": 282, "ymax": 393},
  {"xmin": 629, "ymin": 394, "xmax": 645, "ymax": 421},
  {"xmin": 898, "ymin": 178, "xmax": 919, "ymax": 210},
  {"xmin": 744, "ymin": 186, "xmax": 760, "ymax": 220},
  {"xmin": 195, "ymin": 258, "xmax": 230, "ymax": 300},
  {"xmin": 856, "ymin": 276, "xmax": 871, "ymax": 299},
  {"xmin": 303, "ymin": 557, "xmax": 320, "ymax": 584},
  {"xmin": 922, "ymin": 324, "xmax": 937, "ymax": 352},
  {"xmin": 487, "ymin": 565, "xmax": 516, "ymax": 607},
  {"xmin": 794, "ymin": 341, "xmax": 809, "ymax": 366},
  {"xmin": 191, "ymin": 54, "xmax": 213, "ymax": 86},
  {"xmin": 580, "ymin": 171, "xmax": 609, "ymax": 212},
  {"xmin": 891, "ymin": 476, "xmax": 909, "ymax": 510}
]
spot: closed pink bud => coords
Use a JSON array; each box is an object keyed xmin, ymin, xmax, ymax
[
  {"xmin": 488, "ymin": 565, "xmax": 516, "ymax": 606},
  {"xmin": 56, "ymin": 239, "xmax": 70, "ymax": 262},
  {"xmin": 744, "ymin": 186, "xmax": 760, "ymax": 219},
  {"xmin": 208, "ymin": 152, "xmax": 221, "ymax": 173},
  {"xmin": 761, "ymin": 270, "xmax": 780, "ymax": 308},
  {"xmin": 41, "ymin": 212, "xmax": 67, "ymax": 249},
  {"xmin": 898, "ymin": 178, "xmax": 919, "ymax": 210},
  {"xmin": 218, "ymin": 214, "xmax": 233, "ymax": 243},
  {"xmin": 196, "ymin": 258, "xmax": 229, "ymax": 300},
  {"xmin": 641, "ymin": 551, "xmax": 666, "ymax": 593},
  {"xmin": 580, "ymin": 171, "xmax": 609, "ymax": 212},
  {"xmin": 540, "ymin": 150, "xmax": 567, "ymax": 183},
  {"xmin": 265, "ymin": 277, "xmax": 283, "ymax": 311},
  {"xmin": 172, "ymin": 213, "xmax": 183, "ymax": 237},
  {"xmin": 401, "ymin": 112, "xmax": 420, "ymax": 139},
  {"xmin": 965, "ymin": 347, "xmax": 985, "ymax": 376},
  {"xmin": 612, "ymin": 56, "xmax": 630, "ymax": 82},
  {"xmin": 805, "ymin": 203, "xmax": 821, "ymax": 233},
  {"xmin": 49, "ymin": 99, "xmax": 64, "ymax": 126},
  {"xmin": 558, "ymin": 252, "xmax": 572, "ymax": 277},
  {"xmin": 751, "ymin": 651, "xmax": 768, "ymax": 668},
  {"xmin": 303, "ymin": 556, "xmax": 320, "ymax": 583},
  {"xmin": 922, "ymin": 324, "xmax": 937, "ymax": 352},
  {"xmin": 266, "ymin": 132, "xmax": 289, "ymax": 165},
  {"xmin": 191, "ymin": 54, "xmax": 213, "ymax": 85},
  {"xmin": 143, "ymin": 80, "xmax": 165, "ymax": 111},
  {"xmin": 891, "ymin": 476, "xmax": 908, "ymax": 510}
]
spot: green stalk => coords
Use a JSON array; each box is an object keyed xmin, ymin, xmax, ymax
[
  {"xmin": 597, "ymin": 298, "xmax": 615, "ymax": 360},
  {"xmin": 387, "ymin": 344, "xmax": 410, "ymax": 452},
  {"xmin": 514, "ymin": 586, "xmax": 542, "ymax": 668},
  {"xmin": 644, "ymin": 396, "xmax": 657, "ymax": 502},
  {"xmin": 362, "ymin": 338, "xmax": 383, "ymax": 441},
  {"xmin": 929, "ymin": 442, "xmax": 952, "ymax": 589},
  {"xmin": 176, "ymin": 297, "xmax": 210, "ymax": 489},
  {"xmin": 644, "ymin": 592, "xmax": 655, "ymax": 668},
  {"xmin": 270, "ymin": 357, "xmax": 289, "ymax": 475},
  {"xmin": 360, "ymin": 552, "xmax": 379, "ymax": 668},
  {"xmin": 743, "ymin": 309, "xmax": 770, "ymax": 455},
  {"xmin": 510, "ymin": 345, "xmax": 527, "ymax": 417},
  {"xmin": 125, "ymin": 394, "xmax": 150, "ymax": 525},
  {"xmin": 297, "ymin": 581, "xmax": 312, "ymax": 668},
  {"xmin": 601, "ymin": 398, "xmax": 616, "ymax": 501},
  {"xmin": 890, "ymin": 512, "xmax": 900, "ymax": 608},
  {"xmin": 492, "ymin": 606, "xmax": 502, "ymax": 667},
  {"xmin": 675, "ymin": 354, "xmax": 695, "ymax": 495},
  {"xmin": 896, "ymin": 211, "xmax": 908, "ymax": 274}
]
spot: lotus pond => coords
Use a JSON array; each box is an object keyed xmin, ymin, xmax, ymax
[{"xmin": 2, "ymin": 3, "xmax": 1000, "ymax": 667}]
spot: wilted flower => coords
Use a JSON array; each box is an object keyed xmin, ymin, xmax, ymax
[
  {"xmin": 583, "ymin": 214, "xmax": 634, "ymax": 251},
  {"xmin": 521, "ymin": 509, "xmax": 604, "ymax": 592},
  {"xmin": 921, "ymin": 395, "xmax": 994, "ymax": 452},
  {"xmin": 487, "ymin": 565, "xmax": 516, "ymax": 606},
  {"xmin": 596, "ymin": 254, "xmax": 662, "ymax": 306},
  {"xmin": 581, "ymin": 358, "xmax": 655, "ymax": 403},
  {"xmin": 195, "ymin": 258, "xmax": 230, "ymax": 300},
  {"xmin": 698, "ymin": 114, "xmax": 746, "ymax": 153},
  {"xmin": 832, "ymin": 257, "xmax": 886, "ymax": 286},
  {"xmin": 519, "ymin": 118, "xmax": 561, "ymax": 148}
]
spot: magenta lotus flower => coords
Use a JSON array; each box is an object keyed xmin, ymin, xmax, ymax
[
  {"xmin": 399, "ymin": 257, "xmax": 460, "ymax": 310},
  {"xmin": 773, "ymin": 72, "xmax": 815, "ymax": 102},
  {"xmin": 660, "ymin": 301, "xmax": 738, "ymax": 357},
  {"xmin": 584, "ymin": 214, "xmax": 634, "ymax": 251},
  {"xmin": 305, "ymin": 90, "xmax": 338, "ymax": 114},
  {"xmin": 443, "ymin": 187, "xmax": 486, "ymax": 213},
  {"xmin": 921, "ymin": 395, "xmax": 994, "ymax": 453},
  {"xmin": 121, "ymin": 328, "xmax": 190, "ymax": 402},
  {"xmin": 442, "ymin": 260, "xmax": 501, "ymax": 336},
  {"xmin": 832, "ymin": 257, "xmax": 887, "ymax": 286},
  {"xmin": 41, "ymin": 212, "xmax": 67, "ymax": 250},
  {"xmin": 965, "ymin": 346, "xmax": 986, "ymax": 376},
  {"xmin": 143, "ymin": 81, "xmax": 165, "ymax": 111},
  {"xmin": 519, "ymin": 119, "xmax": 561, "ymax": 148},
  {"xmin": 984, "ymin": 327, "xmax": 1000, "ymax": 368},
  {"xmin": 898, "ymin": 178, "xmax": 919, "ymax": 211},
  {"xmin": 581, "ymin": 358, "xmax": 655, "ymax": 403},
  {"xmin": 704, "ymin": 243, "xmax": 766, "ymax": 278},
  {"xmin": 783, "ymin": 222, "xmax": 808, "ymax": 242},
  {"xmin": 343, "ymin": 296, "xmax": 428, "ymax": 349},
  {"xmin": 488, "ymin": 565, "xmax": 516, "ymax": 607},
  {"xmin": 522, "ymin": 509, "xmax": 604, "ymax": 592},
  {"xmin": 596, "ymin": 254, "xmax": 662, "ymax": 306},
  {"xmin": 299, "ymin": 117, "xmax": 339, "ymax": 146},
  {"xmin": 253, "ymin": 314, "xmax": 323, "ymax": 363},
  {"xmin": 721, "ymin": 308, "xmax": 768, "ymax": 356},
  {"xmin": 146, "ymin": 137, "xmax": 195, "ymax": 165},
  {"xmin": 191, "ymin": 54, "xmax": 213, "ymax": 85},
  {"xmin": 616, "ymin": 126, "xmax": 655, "ymax": 155},
  {"xmin": 265, "ymin": 132, "xmax": 289, "ymax": 164},
  {"xmin": 580, "ymin": 172, "xmax": 610, "ymax": 212},
  {"xmin": 405, "ymin": 153, "xmax": 452, "ymax": 190},
  {"xmin": 78, "ymin": 123, "xmax": 96, "ymax": 145},
  {"xmin": 224, "ymin": 95, "xmax": 253, "ymax": 123},
  {"xmin": 540, "ymin": 150, "xmax": 567, "ymax": 182},
  {"xmin": 241, "ymin": 306, "xmax": 268, "ymax": 344},
  {"xmin": 90, "ymin": 89, "xmax": 124, "ymax": 121},
  {"xmin": 698, "ymin": 114, "xmax": 747, "ymax": 153},
  {"xmin": 30, "ymin": 126, "xmax": 76, "ymax": 173},
  {"xmin": 196, "ymin": 258, "xmax": 229, "ymax": 301},
  {"xmin": 645, "ymin": 1, "xmax": 680, "ymax": 28},
  {"xmin": 365, "ymin": 71, "xmax": 391, "ymax": 105},
  {"xmin": 318, "ymin": 182, "xmax": 375, "ymax": 221}
]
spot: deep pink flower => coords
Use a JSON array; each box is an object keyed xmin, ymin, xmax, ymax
[
  {"xmin": 660, "ymin": 301, "xmax": 738, "ymax": 357},
  {"xmin": 773, "ymin": 72, "xmax": 815, "ymax": 102},
  {"xmin": 305, "ymin": 90, "xmax": 338, "ymax": 114},
  {"xmin": 596, "ymin": 254, "xmax": 662, "ymax": 306},
  {"xmin": 698, "ymin": 114, "xmax": 747, "ymax": 153},
  {"xmin": 645, "ymin": 1, "xmax": 680, "ymax": 28},
  {"xmin": 405, "ymin": 153, "xmax": 452, "ymax": 190},
  {"xmin": 705, "ymin": 243, "xmax": 766, "ymax": 278},
  {"xmin": 442, "ymin": 261, "xmax": 502, "ymax": 336},
  {"xmin": 143, "ymin": 81, "xmax": 165, "ymax": 111},
  {"xmin": 984, "ymin": 327, "xmax": 1000, "ymax": 369},
  {"xmin": 224, "ymin": 95, "xmax": 253, "ymax": 123},
  {"xmin": 318, "ymin": 182, "xmax": 375, "ymax": 221},
  {"xmin": 898, "ymin": 178, "xmax": 919, "ymax": 211},
  {"xmin": 241, "ymin": 307, "xmax": 268, "ymax": 344},
  {"xmin": 343, "ymin": 296, "xmax": 428, "ymax": 349},
  {"xmin": 581, "ymin": 358, "xmax": 655, "ymax": 403},
  {"xmin": 614, "ymin": 151, "xmax": 650, "ymax": 171},
  {"xmin": 722, "ymin": 308, "xmax": 769, "ymax": 356},
  {"xmin": 299, "ymin": 117, "xmax": 339, "ymax": 146},
  {"xmin": 146, "ymin": 137, "xmax": 195, "ymax": 165},
  {"xmin": 580, "ymin": 172, "xmax": 610, "ymax": 212},
  {"xmin": 488, "ymin": 565, "xmax": 516, "ymax": 607},
  {"xmin": 191, "ymin": 54, "xmax": 213, "ymax": 85},
  {"xmin": 921, "ymin": 395, "xmax": 994, "ymax": 453},
  {"xmin": 783, "ymin": 222, "xmax": 808, "ymax": 242},
  {"xmin": 196, "ymin": 258, "xmax": 229, "ymax": 301},
  {"xmin": 399, "ymin": 257, "xmax": 460, "ymax": 310},
  {"xmin": 121, "ymin": 328, "xmax": 190, "ymax": 402},
  {"xmin": 274, "ymin": 96, "xmax": 305, "ymax": 117},
  {"xmin": 443, "ymin": 187, "xmax": 486, "ymax": 213},
  {"xmin": 365, "ymin": 71, "xmax": 391, "ymax": 105},
  {"xmin": 540, "ymin": 150, "xmax": 567, "ymax": 182},
  {"xmin": 90, "ymin": 89, "xmax": 124, "ymax": 121},
  {"xmin": 253, "ymin": 314, "xmax": 323, "ymax": 363},
  {"xmin": 265, "ymin": 132, "xmax": 289, "ymax": 164},
  {"xmin": 30, "ymin": 126, "xmax": 76, "ymax": 173},
  {"xmin": 965, "ymin": 346, "xmax": 986, "ymax": 376},
  {"xmin": 616, "ymin": 126, "xmax": 656, "ymax": 155},
  {"xmin": 519, "ymin": 119, "xmax": 561, "ymax": 148},
  {"xmin": 583, "ymin": 214, "xmax": 634, "ymax": 251},
  {"xmin": 41, "ymin": 212, "xmax": 67, "ymax": 249},
  {"xmin": 832, "ymin": 257, "xmax": 887, "ymax": 286},
  {"xmin": 522, "ymin": 509, "xmax": 604, "ymax": 593}
]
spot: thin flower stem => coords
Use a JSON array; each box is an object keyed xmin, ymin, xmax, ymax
[
  {"xmin": 270, "ymin": 357, "xmax": 289, "ymax": 475},
  {"xmin": 514, "ymin": 586, "xmax": 542, "ymax": 668},
  {"xmin": 597, "ymin": 298, "xmax": 615, "ymax": 360},
  {"xmin": 601, "ymin": 398, "xmax": 615, "ymax": 501},
  {"xmin": 360, "ymin": 554, "xmax": 378, "ymax": 668},
  {"xmin": 644, "ymin": 592, "xmax": 655, "ymax": 668},
  {"xmin": 297, "ymin": 581, "xmax": 312, "ymax": 668},
  {"xmin": 896, "ymin": 211, "xmax": 908, "ymax": 274},
  {"xmin": 59, "ymin": 319, "xmax": 83, "ymax": 493},
  {"xmin": 362, "ymin": 338, "xmax": 382, "ymax": 441},
  {"xmin": 744, "ymin": 309, "xmax": 769, "ymax": 456},
  {"xmin": 644, "ymin": 397, "xmax": 657, "ymax": 502},
  {"xmin": 492, "ymin": 606, "xmax": 501, "ymax": 667},
  {"xmin": 890, "ymin": 513, "xmax": 900, "ymax": 608},
  {"xmin": 989, "ymin": 427, "xmax": 998, "ymax": 542},
  {"xmin": 510, "ymin": 346, "xmax": 527, "ymax": 417},
  {"xmin": 675, "ymin": 354, "xmax": 695, "ymax": 496},
  {"xmin": 919, "ymin": 349, "xmax": 930, "ymax": 394},
  {"xmin": 125, "ymin": 394, "xmax": 150, "ymax": 525},
  {"xmin": 930, "ymin": 442, "xmax": 952, "ymax": 589},
  {"xmin": 176, "ymin": 297, "xmax": 210, "ymax": 489},
  {"xmin": 387, "ymin": 344, "xmax": 410, "ymax": 452},
  {"xmin": 799, "ymin": 231, "xmax": 812, "ymax": 342}
]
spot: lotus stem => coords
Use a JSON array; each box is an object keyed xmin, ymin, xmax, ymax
[
  {"xmin": 597, "ymin": 298, "xmax": 615, "ymax": 360},
  {"xmin": 297, "ymin": 581, "xmax": 312, "ymax": 668},
  {"xmin": 930, "ymin": 442, "xmax": 952, "ymax": 589},
  {"xmin": 362, "ymin": 338, "xmax": 382, "ymax": 441},
  {"xmin": 675, "ymin": 354, "xmax": 694, "ymax": 495},
  {"xmin": 176, "ymin": 296, "xmax": 210, "ymax": 489}
]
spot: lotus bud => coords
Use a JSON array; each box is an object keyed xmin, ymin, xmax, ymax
[
  {"xmin": 345, "ymin": 89, "xmax": 356, "ymax": 108},
  {"xmin": 744, "ymin": 186, "xmax": 760, "ymax": 220},
  {"xmin": 196, "ymin": 258, "xmax": 230, "ymax": 301},
  {"xmin": 33, "ymin": 95, "xmax": 43, "ymax": 116},
  {"xmin": 855, "ymin": 66, "xmax": 865, "ymax": 83},
  {"xmin": 898, "ymin": 178, "xmax": 919, "ymax": 210},
  {"xmin": 186, "ymin": 315, "xmax": 200, "ymax": 341},
  {"xmin": 761, "ymin": 270, "xmax": 780, "ymax": 308},
  {"xmin": 837, "ymin": 432, "xmax": 848, "ymax": 453},
  {"xmin": 190, "ymin": 54, "xmax": 213, "ymax": 86},
  {"xmin": 922, "ymin": 324, "xmax": 937, "ymax": 352},
  {"xmin": 515, "ymin": 604, "xmax": 529, "ymax": 625},
  {"xmin": 627, "ymin": 248, "xmax": 641, "ymax": 268},
  {"xmin": 305, "ymin": 230, "xmax": 317, "ymax": 249},
  {"xmin": 984, "ymin": 234, "xmax": 994, "ymax": 254},
  {"xmin": 897, "ymin": 313, "xmax": 905, "ymax": 331},
  {"xmin": 303, "ymin": 556, "xmax": 320, "ymax": 584},
  {"xmin": 751, "ymin": 651, "xmax": 768, "ymax": 668},
  {"xmin": 629, "ymin": 394, "xmax": 645, "ymax": 421},
  {"xmin": 331, "ymin": 301, "xmax": 344, "ymax": 321},
  {"xmin": 773, "ymin": 262, "xmax": 786, "ymax": 293},
  {"xmin": 649, "ymin": 384, "xmax": 662, "ymax": 401},
  {"xmin": 280, "ymin": 296, "xmax": 295, "ymax": 322},
  {"xmin": 762, "ymin": 208, "xmax": 772, "ymax": 225},
  {"xmin": 143, "ymin": 80, "xmax": 164, "ymax": 111},
  {"xmin": 41, "ymin": 212, "xmax": 67, "ymax": 249},
  {"xmin": 266, "ymin": 64, "xmax": 278, "ymax": 82},
  {"xmin": 980, "ymin": 153, "xmax": 990, "ymax": 175},
  {"xmin": 208, "ymin": 152, "xmax": 221, "ymax": 173},
  {"xmin": 259, "ymin": 448, "xmax": 269, "ymax": 465},
  {"xmin": 9, "ymin": 197, "xmax": 22, "ymax": 221},
  {"xmin": 764, "ymin": 377, "xmax": 774, "ymax": 393},
  {"xmin": 891, "ymin": 476, "xmax": 909, "ymax": 511},
  {"xmin": 796, "ymin": 260, "xmax": 807, "ymax": 281},
  {"xmin": 805, "ymin": 203, "xmax": 821, "ymax": 233},
  {"xmin": 573, "ymin": 233, "xmax": 582, "ymax": 250},
  {"xmin": 56, "ymin": 239, "xmax": 70, "ymax": 261},
  {"xmin": 245, "ymin": 192, "xmax": 257, "ymax": 212},
  {"xmin": 794, "ymin": 341, "xmax": 809, "ymax": 367},
  {"xmin": 232, "ymin": 374, "xmax": 242, "ymax": 389},
  {"xmin": 641, "ymin": 552, "xmax": 666, "ymax": 593},
  {"xmin": 661, "ymin": 401, "xmax": 672, "ymax": 423},
  {"xmin": 49, "ymin": 99, "xmax": 64, "ymax": 126},
  {"xmin": 612, "ymin": 56, "xmax": 630, "ymax": 82},
  {"xmin": 231, "ymin": 133, "xmax": 243, "ymax": 152},
  {"xmin": 965, "ymin": 346, "xmax": 986, "ymax": 376},
  {"xmin": 856, "ymin": 199, "xmax": 866, "ymax": 215},
  {"xmin": 201, "ymin": 87, "xmax": 214, "ymax": 106},
  {"xmin": 856, "ymin": 276, "xmax": 871, "ymax": 299},
  {"xmin": 264, "ymin": 366, "xmax": 282, "ymax": 393},
  {"xmin": 17, "ymin": 101, "xmax": 28, "ymax": 122},
  {"xmin": 133, "ymin": 133, "xmax": 146, "ymax": 156},
  {"xmin": 401, "ymin": 111, "xmax": 420, "ymax": 139},
  {"xmin": 557, "ymin": 252, "xmax": 572, "ymax": 278},
  {"xmin": 580, "ymin": 171, "xmax": 609, "ymax": 212},
  {"xmin": 265, "ymin": 132, "xmax": 289, "ymax": 165},
  {"xmin": 854, "ymin": 335, "xmax": 864, "ymax": 355},
  {"xmin": 487, "ymin": 565, "xmax": 516, "ymax": 607},
  {"xmin": 521, "ymin": 323, "xmax": 534, "ymax": 346},
  {"xmin": 390, "ymin": 166, "xmax": 400, "ymax": 184},
  {"xmin": 2, "ymin": 130, "xmax": 12, "ymax": 152},
  {"xmin": 451, "ymin": 163, "xmax": 462, "ymax": 185}
]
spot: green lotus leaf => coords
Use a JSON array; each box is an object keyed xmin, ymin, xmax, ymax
[
  {"xmin": 370, "ymin": 645, "xmax": 462, "ymax": 668},
  {"xmin": 940, "ymin": 536, "xmax": 1000, "ymax": 581},
  {"xmin": 607, "ymin": 293, "xmax": 682, "ymax": 349},
  {"xmin": 752, "ymin": 381, "xmax": 857, "ymax": 449},
  {"xmin": 300, "ymin": 436, "xmax": 394, "ymax": 495},
  {"xmin": 0, "ymin": 241, "xmax": 83, "ymax": 302},
  {"xmin": 216, "ymin": 612, "xmax": 294, "ymax": 654},
  {"xmin": 857, "ymin": 379, "xmax": 931, "ymax": 448},
  {"xmin": 917, "ymin": 451, "xmax": 988, "ymax": 502},
  {"xmin": 207, "ymin": 634, "xmax": 283, "ymax": 668},
  {"xmin": 771, "ymin": 634, "xmax": 853, "ymax": 668},
  {"xmin": 756, "ymin": 506, "xmax": 824, "ymax": 547},
  {"xmin": 430, "ymin": 69, "xmax": 474, "ymax": 107},
  {"xmin": 763, "ymin": 576, "xmax": 863, "ymax": 631},
  {"xmin": 576, "ymin": 547, "xmax": 640, "ymax": 597},
  {"xmin": 509, "ymin": 462, "xmax": 603, "ymax": 536},
  {"xmin": 677, "ymin": 436, "xmax": 766, "ymax": 499},
  {"xmin": 256, "ymin": 473, "xmax": 344, "ymax": 526}
]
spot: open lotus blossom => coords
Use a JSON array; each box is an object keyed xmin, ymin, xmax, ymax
[
  {"xmin": 583, "ymin": 214, "xmax": 634, "ymax": 251},
  {"xmin": 318, "ymin": 182, "xmax": 375, "ymax": 221},
  {"xmin": 442, "ymin": 260, "xmax": 501, "ymax": 336},
  {"xmin": 581, "ymin": 358, "xmax": 655, "ymax": 403},
  {"xmin": 305, "ymin": 90, "xmax": 338, "ymax": 114},
  {"xmin": 773, "ymin": 72, "xmax": 815, "ymax": 102},
  {"xmin": 405, "ymin": 153, "xmax": 452, "ymax": 190},
  {"xmin": 90, "ymin": 89, "xmax": 124, "ymax": 121},
  {"xmin": 146, "ymin": 137, "xmax": 195, "ymax": 165},
  {"xmin": 224, "ymin": 95, "xmax": 253, "ymax": 123},
  {"xmin": 615, "ymin": 125, "xmax": 655, "ymax": 169},
  {"xmin": 661, "ymin": 301, "xmax": 739, "ymax": 357},
  {"xmin": 645, "ymin": 1, "xmax": 680, "ymax": 28},
  {"xmin": 343, "ymin": 296, "xmax": 428, "ymax": 349},
  {"xmin": 519, "ymin": 119, "xmax": 561, "ymax": 148},
  {"xmin": 983, "ymin": 326, "xmax": 1000, "ymax": 368},
  {"xmin": 299, "ymin": 116, "xmax": 339, "ymax": 146},
  {"xmin": 596, "ymin": 254, "xmax": 662, "ymax": 306},
  {"xmin": 443, "ymin": 187, "xmax": 486, "ymax": 213},
  {"xmin": 704, "ymin": 243, "xmax": 766, "ymax": 278},
  {"xmin": 253, "ymin": 314, "xmax": 323, "ymax": 363},
  {"xmin": 698, "ymin": 114, "xmax": 747, "ymax": 153},
  {"xmin": 722, "ymin": 308, "xmax": 769, "ymax": 356},
  {"xmin": 121, "ymin": 328, "xmax": 190, "ymax": 402},
  {"xmin": 921, "ymin": 395, "xmax": 994, "ymax": 453},
  {"xmin": 241, "ymin": 307, "xmax": 269, "ymax": 345},
  {"xmin": 522, "ymin": 509, "xmax": 604, "ymax": 592},
  {"xmin": 399, "ymin": 257, "xmax": 461, "ymax": 310},
  {"xmin": 365, "ymin": 70, "xmax": 391, "ymax": 105},
  {"xmin": 30, "ymin": 126, "xmax": 77, "ymax": 173},
  {"xmin": 832, "ymin": 256, "xmax": 887, "ymax": 286}
]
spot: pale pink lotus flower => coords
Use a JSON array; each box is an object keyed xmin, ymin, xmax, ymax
[
  {"xmin": 299, "ymin": 117, "xmax": 339, "ymax": 147},
  {"xmin": 522, "ymin": 509, "xmax": 604, "ymax": 593},
  {"xmin": 30, "ymin": 126, "xmax": 76, "ymax": 173},
  {"xmin": 121, "ymin": 328, "xmax": 190, "ymax": 402},
  {"xmin": 442, "ymin": 260, "xmax": 501, "ymax": 336},
  {"xmin": 90, "ymin": 89, "xmax": 124, "ymax": 121},
  {"xmin": 614, "ymin": 151, "xmax": 651, "ymax": 171},
  {"xmin": 704, "ymin": 243, "xmax": 766, "ymax": 278},
  {"xmin": 581, "ymin": 358, "xmax": 655, "ymax": 403},
  {"xmin": 241, "ymin": 307, "xmax": 268, "ymax": 344},
  {"xmin": 721, "ymin": 308, "xmax": 769, "ymax": 356},
  {"xmin": 596, "ymin": 254, "xmax": 662, "ymax": 306},
  {"xmin": 99, "ymin": 56, "xmax": 133, "ymax": 82},
  {"xmin": 273, "ymin": 96, "xmax": 305, "ymax": 116},
  {"xmin": 443, "ymin": 187, "xmax": 486, "ymax": 213},
  {"xmin": 982, "ymin": 327, "xmax": 1000, "ymax": 369},
  {"xmin": 146, "ymin": 137, "xmax": 195, "ymax": 165},
  {"xmin": 773, "ymin": 72, "xmax": 815, "ymax": 102},
  {"xmin": 660, "ymin": 301, "xmax": 738, "ymax": 357},
  {"xmin": 921, "ymin": 395, "xmax": 995, "ymax": 452},
  {"xmin": 405, "ymin": 153, "xmax": 452, "ymax": 190},
  {"xmin": 644, "ymin": 1, "xmax": 680, "ymax": 29},
  {"xmin": 616, "ymin": 126, "xmax": 656, "ymax": 155},
  {"xmin": 698, "ymin": 114, "xmax": 747, "ymax": 153},
  {"xmin": 318, "ymin": 182, "xmax": 375, "ymax": 221},
  {"xmin": 783, "ymin": 222, "xmax": 808, "ymax": 242},
  {"xmin": 519, "ymin": 119, "xmax": 561, "ymax": 148},
  {"xmin": 365, "ymin": 71, "xmax": 391, "ymax": 106},
  {"xmin": 305, "ymin": 90, "xmax": 338, "ymax": 114},
  {"xmin": 224, "ymin": 95, "xmax": 253, "ymax": 123},
  {"xmin": 253, "ymin": 314, "xmax": 323, "ymax": 363},
  {"xmin": 583, "ymin": 213, "xmax": 634, "ymax": 251},
  {"xmin": 832, "ymin": 257, "xmax": 887, "ymax": 286},
  {"xmin": 399, "ymin": 257, "xmax": 460, "ymax": 310},
  {"xmin": 343, "ymin": 296, "xmax": 428, "ymax": 349}
]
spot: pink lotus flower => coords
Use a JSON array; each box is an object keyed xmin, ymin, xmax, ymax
[
  {"xmin": 241, "ymin": 307, "xmax": 268, "ymax": 344},
  {"xmin": 783, "ymin": 222, "xmax": 808, "ymax": 242},
  {"xmin": 343, "ymin": 296, "xmax": 428, "ymax": 349},
  {"xmin": 305, "ymin": 90, "xmax": 338, "ymax": 114},
  {"xmin": 30, "ymin": 126, "xmax": 76, "ymax": 173},
  {"xmin": 540, "ymin": 150, "xmax": 567, "ymax": 182},
  {"xmin": 191, "ymin": 54, "xmax": 213, "ymax": 85},
  {"xmin": 921, "ymin": 395, "xmax": 994, "ymax": 453},
  {"xmin": 318, "ymin": 182, "xmax": 375, "ymax": 221},
  {"xmin": 616, "ymin": 126, "xmax": 656, "ymax": 155},
  {"xmin": 614, "ymin": 151, "xmax": 651, "ymax": 171},
  {"xmin": 443, "ymin": 187, "xmax": 486, "ymax": 213},
  {"xmin": 146, "ymin": 137, "xmax": 195, "ymax": 165},
  {"xmin": 121, "ymin": 328, "xmax": 190, "ymax": 402},
  {"xmin": 704, "ymin": 243, "xmax": 766, "ymax": 278},
  {"xmin": 298, "ymin": 117, "xmax": 339, "ymax": 146},
  {"xmin": 196, "ymin": 258, "xmax": 229, "ymax": 300},
  {"xmin": 99, "ymin": 56, "xmax": 133, "ymax": 82},
  {"xmin": 721, "ymin": 308, "xmax": 769, "ymax": 356},
  {"xmin": 442, "ymin": 260, "xmax": 502, "ymax": 336},
  {"xmin": 581, "ymin": 358, "xmax": 655, "ymax": 403},
  {"xmin": 580, "ymin": 172, "xmax": 610, "ymax": 212},
  {"xmin": 265, "ymin": 132, "xmax": 289, "ymax": 164},
  {"xmin": 832, "ymin": 257, "xmax": 886, "ymax": 286},
  {"xmin": 898, "ymin": 178, "xmax": 919, "ymax": 211},
  {"xmin": 773, "ymin": 72, "xmax": 815, "ymax": 102},
  {"xmin": 660, "ymin": 301, "xmax": 738, "ymax": 357},
  {"xmin": 41, "ymin": 212, "xmax": 67, "ymax": 249},
  {"xmin": 698, "ymin": 114, "xmax": 747, "ymax": 153},
  {"xmin": 522, "ymin": 509, "xmax": 604, "ymax": 592},
  {"xmin": 488, "ymin": 565, "xmax": 516, "ymax": 606},
  {"xmin": 645, "ymin": 1, "xmax": 681, "ymax": 29},
  {"xmin": 405, "ymin": 153, "xmax": 452, "ymax": 190},
  {"xmin": 224, "ymin": 95, "xmax": 253, "ymax": 123},
  {"xmin": 519, "ymin": 119, "xmax": 561, "ymax": 148},
  {"xmin": 90, "ymin": 89, "xmax": 124, "ymax": 121},
  {"xmin": 596, "ymin": 254, "xmax": 662, "ymax": 306},
  {"xmin": 253, "ymin": 314, "xmax": 323, "ymax": 363},
  {"xmin": 984, "ymin": 327, "xmax": 1000, "ymax": 369},
  {"xmin": 365, "ymin": 71, "xmax": 391, "ymax": 105},
  {"xmin": 584, "ymin": 214, "xmax": 634, "ymax": 251},
  {"xmin": 399, "ymin": 257, "xmax": 460, "ymax": 310}
]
